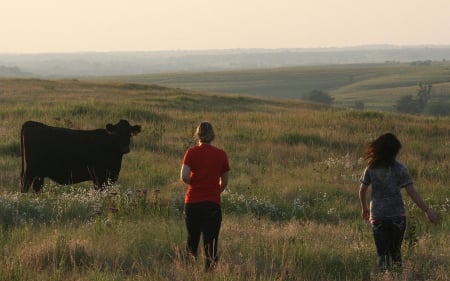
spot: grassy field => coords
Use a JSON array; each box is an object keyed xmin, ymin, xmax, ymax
[
  {"xmin": 0, "ymin": 78, "xmax": 449, "ymax": 280},
  {"xmin": 93, "ymin": 62, "xmax": 450, "ymax": 111}
]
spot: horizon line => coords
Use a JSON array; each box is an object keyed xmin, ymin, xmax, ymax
[{"xmin": 2, "ymin": 44, "xmax": 450, "ymax": 56}]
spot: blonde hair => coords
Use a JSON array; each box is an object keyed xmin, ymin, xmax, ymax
[{"xmin": 194, "ymin": 121, "xmax": 215, "ymax": 143}]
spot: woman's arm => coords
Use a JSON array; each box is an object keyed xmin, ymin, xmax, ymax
[
  {"xmin": 220, "ymin": 171, "xmax": 229, "ymax": 193},
  {"xmin": 359, "ymin": 183, "xmax": 370, "ymax": 221},
  {"xmin": 180, "ymin": 164, "xmax": 191, "ymax": 184},
  {"xmin": 405, "ymin": 184, "xmax": 438, "ymax": 224}
]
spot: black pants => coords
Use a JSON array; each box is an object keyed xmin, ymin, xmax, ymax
[
  {"xmin": 184, "ymin": 202, "xmax": 222, "ymax": 270},
  {"xmin": 371, "ymin": 216, "xmax": 406, "ymax": 269}
]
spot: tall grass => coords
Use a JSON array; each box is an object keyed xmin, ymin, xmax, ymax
[{"xmin": 0, "ymin": 78, "xmax": 449, "ymax": 280}]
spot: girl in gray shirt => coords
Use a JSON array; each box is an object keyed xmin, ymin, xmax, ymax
[{"xmin": 359, "ymin": 133, "xmax": 437, "ymax": 269}]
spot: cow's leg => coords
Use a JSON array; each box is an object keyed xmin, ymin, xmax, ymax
[
  {"xmin": 92, "ymin": 168, "xmax": 110, "ymax": 191},
  {"xmin": 88, "ymin": 167, "xmax": 102, "ymax": 190},
  {"xmin": 32, "ymin": 177, "xmax": 44, "ymax": 192},
  {"xmin": 89, "ymin": 172, "xmax": 100, "ymax": 190},
  {"xmin": 92, "ymin": 179, "xmax": 100, "ymax": 190},
  {"xmin": 95, "ymin": 176, "xmax": 108, "ymax": 191},
  {"xmin": 21, "ymin": 170, "xmax": 34, "ymax": 193},
  {"xmin": 90, "ymin": 173, "xmax": 106, "ymax": 191},
  {"xmin": 21, "ymin": 177, "xmax": 32, "ymax": 193}
]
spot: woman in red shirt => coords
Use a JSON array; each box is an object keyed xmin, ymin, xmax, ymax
[{"xmin": 180, "ymin": 121, "xmax": 230, "ymax": 271}]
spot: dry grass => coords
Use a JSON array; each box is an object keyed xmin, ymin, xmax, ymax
[{"xmin": 0, "ymin": 78, "xmax": 449, "ymax": 280}]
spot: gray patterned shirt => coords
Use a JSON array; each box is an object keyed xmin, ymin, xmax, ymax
[{"xmin": 360, "ymin": 160, "xmax": 413, "ymax": 220}]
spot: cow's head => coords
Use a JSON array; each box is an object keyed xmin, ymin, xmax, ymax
[{"xmin": 106, "ymin": 120, "xmax": 141, "ymax": 153}]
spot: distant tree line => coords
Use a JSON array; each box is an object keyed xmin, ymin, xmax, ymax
[
  {"xmin": 0, "ymin": 65, "xmax": 31, "ymax": 77},
  {"xmin": 302, "ymin": 85, "xmax": 449, "ymax": 116},
  {"xmin": 410, "ymin": 60, "xmax": 432, "ymax": 66}
]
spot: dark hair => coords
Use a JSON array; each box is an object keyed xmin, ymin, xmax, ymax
[
  {"xmin": 365, "ymin": 133, "xmax": 402, "ymax": 168},
  {"xmin": 194, "ymin": 121, "xmax": 215, "ymax": 143}
]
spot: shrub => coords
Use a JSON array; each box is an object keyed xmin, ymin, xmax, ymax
[{"xmin": 303, "ymin": 90, "xmax": 334, "ymax": 105}]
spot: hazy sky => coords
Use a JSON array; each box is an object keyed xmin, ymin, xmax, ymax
[{"xmin": 2, "ymin": 0, "xmax": 450, "ymax": 53}]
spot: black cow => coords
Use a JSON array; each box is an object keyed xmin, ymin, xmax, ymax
[{"xmin": 20, "ymin": 120, "xmax": 141, "ymax": 192}]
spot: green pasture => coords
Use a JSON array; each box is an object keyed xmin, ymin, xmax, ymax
[
  {"xmin": 0, "ymin": 78, "xmax": 449, "ymax": 280},
  {"xmin": 93, "ymin": 62, "xmax": 450, "ymax": 111}
]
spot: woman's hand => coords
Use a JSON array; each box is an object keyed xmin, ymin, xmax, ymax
[
  {"xmin": 425, "ymin": 208, "xmax": 438, "ymax": 224},
  {"xmin": 361, "ymin": 208, "xmax": 370, "ymax": 221}
]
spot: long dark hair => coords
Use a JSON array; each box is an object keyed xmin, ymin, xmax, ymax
[
  {"xmin": 194, "ymin": 121, "xmax": 215, "ymax": 143},
  {"xmin": 365, "ymin": 133, "xmax": 402, "ymax": 168}
]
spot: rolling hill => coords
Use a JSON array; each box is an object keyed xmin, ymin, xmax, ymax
[{"xmin": 95, "ymin": 62, "xmax": 450, "ymax": 111}]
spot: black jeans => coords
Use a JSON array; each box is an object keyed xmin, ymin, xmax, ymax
[
  {"xmin": 371, "ymin": 216, "xmax": 406, "ymax": 269},
  {"xmin": 184, "ymin": 202, "xmax": 222, "ymax": 270}
]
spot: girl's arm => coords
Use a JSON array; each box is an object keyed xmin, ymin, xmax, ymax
[
  {"xmin": 220, "ymin": 171, "xmax": 229, "ymax": 193},
  {"xmin": 405, "ymin": 184, "xmax": 438, "ymax": 224},
  {"xmin": 180, "ymin": 164, "xmax": 191, "ymax": 184},
  {"xmin": 359, "ymin": 183, "xmax": 370, "ymax": 221}
]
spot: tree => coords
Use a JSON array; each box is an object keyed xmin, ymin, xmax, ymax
[
  {"xmin": 352, "ymin": 100, "xmax": 365, "ymax": 110},
  {"xmin": 303, "ymin": 90, "xmax": 333, "ymax": 105},
  {"xmin": 417, "ymin": 83, "xmax": 432, "ymax": 112},
  {"xmin": 396, "ymin": 83, "xmax": 432, "ymax": 114},
  {"xmin": 395, "ymin": 95, "xmax": 419, "ymax": 114}
]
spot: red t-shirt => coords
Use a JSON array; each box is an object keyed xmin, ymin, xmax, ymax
[{"xmin": 182, "ymin": 143, "xmax": 230, "ymax": 204}]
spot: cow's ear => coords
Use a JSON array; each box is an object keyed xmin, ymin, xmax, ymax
[
  {"xmin": 132, "ymin": 125, "xmax": 142, "ymax": 136},
  {"xmin": 106, "ymin": 124, "xmax": 116, "ymax": 133}
]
